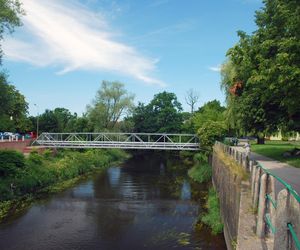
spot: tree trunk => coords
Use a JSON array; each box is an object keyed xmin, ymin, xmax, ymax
[{"xmin": 257, "ymin": 136, "xmax": 265, "ymax": 144}]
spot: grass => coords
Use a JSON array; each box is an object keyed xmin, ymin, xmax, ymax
[
  {"xmin": 188, "ymin": 163, "xmax": 212, "ymax": 183},
  {"xmin": 214, "ymin": 146, "xmax": 248, "ymax": 180},
  {"xmin": 200, "ymin": 187, "xmax": 223, "ymax": 235},
  {"xmin": 188, "ymin": 153, "xmax": 212, "ymax": 183},
  {"xmin": 251, "ymin": 141, "xmax": 300, "ymax": 168},
  {"xmin": 0, "ymin": 148, "xmax": 129, "ymax": 222}
]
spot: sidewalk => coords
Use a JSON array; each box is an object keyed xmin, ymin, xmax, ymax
[{"xmin": 234, "ymin": 146, "xmax": 300, "ymax": 195}]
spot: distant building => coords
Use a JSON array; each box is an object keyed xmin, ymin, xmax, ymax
[{"xmin": 269, "ymin": 130, "xmax": 300, "ymax": 141}]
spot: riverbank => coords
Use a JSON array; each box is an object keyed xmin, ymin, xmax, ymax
[
  {"xmin": 187, "ymin": 152, "xmax": 223, "ymax": 235},
  {"xmin": 0, "ymin": 152, "xmax": 226, "ymax": 249},
  {"xmin": 0, "ymin": 148, "xmax": 129, "ymax": 222}
]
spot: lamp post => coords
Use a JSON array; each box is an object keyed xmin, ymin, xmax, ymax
[{"xmin": 34, "ymin": 104, "xmax": 39, "ymax": 138}]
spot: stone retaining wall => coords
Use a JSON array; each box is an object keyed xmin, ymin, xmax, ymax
[
  {"xmin": 212, "ymin": 148, "xmax": 242, "ymax": 249},
  {"xmin": 213, "ymin": 142, "xmax": 300, "ymax": 250}
]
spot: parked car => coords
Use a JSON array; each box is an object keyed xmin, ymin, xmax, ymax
[{"xmin": 3, "ymin": 132, "xmax": 14, "ymax": 139}]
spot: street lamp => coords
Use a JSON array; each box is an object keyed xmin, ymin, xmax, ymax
[{"xmin": 34, "ymin": 104, "xmax": 39, "ymax": 138}]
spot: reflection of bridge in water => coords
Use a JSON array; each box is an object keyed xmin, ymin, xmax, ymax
[{"xmin": 35, "ymin": 132, "xmax": 200, "ymax": 151}]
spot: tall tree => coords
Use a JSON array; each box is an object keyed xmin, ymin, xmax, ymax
[
  {"xmin": 0, "ymin": 73, "xmax": 28, "ymax": 131},
  {"xmin": 193, "ymin": 100, "xmax": 226, "ymax": 132},
  {"xmin": 87, "ymin": 81, "xmax": 135, "ymax": 131},
  {"xmin": 0, "ymin": 0, "xmax": 23, "ymax": 63},
  {"xmin": 0, "ymin": 0, "xmax": 26, "ymax": 132},
  {"xmin": 38, "ymin": 108, "xmax": 78, "ymax": 133},
  {"xmin": 222, "ymin": 0, "xmax": 300, "ymax": 143},
  {"xmin": 185, "ymin": 89, "xmax": 199, "ymax": 113},
  {"xmin": 130, "ymin": 91, "xmax": 183, "ymax": 133}
]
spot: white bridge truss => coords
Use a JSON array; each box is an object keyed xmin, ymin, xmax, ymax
[{"xmin": 35, "ymin": 132, "xmax": 200, "ymax": 151}]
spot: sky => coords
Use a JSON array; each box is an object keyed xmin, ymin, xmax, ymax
[{"xmin": 2, "ymin": 0, "xmax": 263, "ymax": 116}]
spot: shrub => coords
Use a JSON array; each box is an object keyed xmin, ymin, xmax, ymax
[
  {"xmin": 193, "ymin": 152, "xmax": 207, "ymax": 164},
  {"xmin": 0, "ymin": 148, "xmax": 128, "ymax": 202},
  {"xmin": 27, "ymin": 151, "xmax": 44, "ymax": 166},
  {"xmin": 43, "ymin": 149, "xmax": 54, "ymax": 160},
  {"xmin": 0, "ymin": 150, "xmax": 25, "ymax": 177},
  {"xmin": 197, "ymin": 121, "xmax": 226, "ymax": 150},
  {"xmin": 188, "ymin": 163, "xmax": 212, "ymax": 183},
  {"xmin": 201, "ymin": 188, "xmax": 223, "ymax": 234}
]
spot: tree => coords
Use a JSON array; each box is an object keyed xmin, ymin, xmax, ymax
[
  {"xmin": 0, "ymin": 0, "xmax": 23, "ymax": 63},
  {"xmin": 87, "ymin": 81, "xmax": 134, "ymax": 131},
  {"xmin": 0, "ymin": 1, "xmax": 27, "ymax": 132},
  {"xmin": 130, "ymin": 91, "xmax": 183, "ymax": 133},
  {"xmin": 38, "ymin": 108, "xmax": 78, "ymax": 133},
  {"xmin": 193, "ymin": 100, "xmax": 226, "ymax": 131},
  {"xmin": 197, "ymin": 121, "xmax": 227, "ymax": 150},
  {"xmin": 221, "ymin": 0, "xmax": 300, "ymax": 143},
  {"xmin": 0, "ymin": 73, "xmax": 29, "ymax": 131},
  {"xmin": 66, "ymin": 115, "xmax": 91, "ymax": 132},
  {"xmin": 185, "ymin": 89, "xmax": 199, "ymax": 113}
]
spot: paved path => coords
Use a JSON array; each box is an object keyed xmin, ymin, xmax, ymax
[{"xmin": 234, "ymin": 146, "xmax": 300, "ymax": 196}]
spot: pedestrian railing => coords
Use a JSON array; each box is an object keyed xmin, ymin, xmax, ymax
[{"xmin": 215, "ymin": 141, "xmax": 300, "ymax": 250}]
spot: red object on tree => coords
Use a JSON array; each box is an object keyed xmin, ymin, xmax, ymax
[{"xmin": 229, "ymin": 81, "xmax": 243, "ymax": 96}]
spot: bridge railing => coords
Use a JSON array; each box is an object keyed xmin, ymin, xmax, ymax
[{"xmin": 35, "ymin": 132, "xmax": 200, "ymax": 151}]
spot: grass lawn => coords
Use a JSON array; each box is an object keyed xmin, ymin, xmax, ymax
[{"xmin": 251, "ymin": 141, "xmax": 300, "ymax": 168}]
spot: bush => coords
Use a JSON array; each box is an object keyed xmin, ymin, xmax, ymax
[
  {"xmin": 201, "ymin": 187, "xmax": 223, "ymax": 234},
  {"xmin": 27, "ymin": 151, "xmax": 44, "ymax": 166},
  {"xmin": 197, "ymin": 121, "xmax": 226, "ymax": 150},
  {"xmin": 193, "ymin": 152, "xmax": 207, "ymax": 164},
  {"xmin": 188, "ymin": 163, "xmax": 212, "ymax": 183},
  {"xmin": 0, "ymin": 150, "xmax": 25, "ymax": 177},
  {"xmin": 0, "ymin": 148, "xmax": 128, "ymax": 202}
]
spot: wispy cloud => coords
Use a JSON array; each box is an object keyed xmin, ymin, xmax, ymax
[
  {"xmin": 209, "ymin": 65, "xmax": 221, "ymax": 72},
  {"xmin": 130, "ymin": 19, "xmax": 197, "ymax": 44},
  {"xmin": 3, "ymin": 0, "xmax": 165, "ymax": 86}
]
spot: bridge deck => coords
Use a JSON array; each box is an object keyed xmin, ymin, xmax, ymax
[{"xmin": 35, "ymin": 132, "xmax": 200, "ymax": 151}]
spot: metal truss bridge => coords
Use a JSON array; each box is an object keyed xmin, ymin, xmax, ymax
[{"xmin": 35, "ymin": 132, "xmax": 200, "ymax": 151}]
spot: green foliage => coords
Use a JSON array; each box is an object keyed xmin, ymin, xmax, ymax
[
  {"xmin": 87, "ymin": 81, "xmax": 135, "ymax": 131},
  {"xmin": 251, "ymin": 141, "xmax": 300, "ymax": 168},
  {"xmin": 0, "ymin": 149, "xmax": 128, "ymax": 202},
  {"xmin": 193, "ymin": 100, "xmax": 226, "ymax": 131},
  {"xmin": 201, "ymin": 187, "xmax": 223, "ymax": 235},
  {"xmin": 0, "ymin": 0, "xmax": 23, "ymax": 62},
  {"xmin": 0, "ymin": 73, "xmax": 29, "ymax": 131},
  {"xmin": 188, "ymin": 152, "xmax": 211, "ymax": 183},
  {"xmin": 130, "ymin": 91, "xmax": 183, "ymax": 133},
  {"xmin": 222, "ymin": 0, "xmax": 300, "ymax": 137},
  {"xmin": 38, "ymin": 108, "xmax": 78, "ymax": 133},
  {"xmin": 188, "ymin": 163, "xmax": 212, "ymax": 183},
  {"xmin": 0, "ymin": 150, "xmax": 25, "ymax": 177},
  {"xmin": 197, "ymin": 121, "xmax": 226, "ymax": 150}
]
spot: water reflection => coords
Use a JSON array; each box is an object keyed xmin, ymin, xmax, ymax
[
  {"xmin": 181, "ymin": 180, "xmax": 192, "ymax": 200},
  {"xmin": 0, "ymin": 153, "xmax": 226, "ymax": 250},
  {"xmin": 107, "ymin": 167, "xmax": 121, "ymax": 187}
]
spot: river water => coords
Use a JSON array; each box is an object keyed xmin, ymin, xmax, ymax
[{"xmin": 0, "ymin": 153, "xmax": 226, "ymax": 250}]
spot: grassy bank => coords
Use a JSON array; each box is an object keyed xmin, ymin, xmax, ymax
[
  {"xmin": 187, "ymin": 152, "xmax": 223, "ymax": 234},
  {"xmin": 201, "ymin": 187, "xmax": 223, "ymax": 235},
  {"xmin": 251, "ymin": 141, "xmax": 300, "ymax": 168},
  {"xmin": 0, "ymin": 148, "xmax": 129, "ymax": 222},
  {"xmin": 188, "ymin": 153, "xmax": 212, "ymax": 183}
]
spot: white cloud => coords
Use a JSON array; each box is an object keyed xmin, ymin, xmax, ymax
[
  {"xmin": 209, "ymin": 65, "xmax": 221, "ymax": 72},
  {"xmin": 3, "ymin": 0, "xmax": 165, "ymax": 87}
]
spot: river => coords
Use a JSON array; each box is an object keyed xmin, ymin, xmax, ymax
[{"xmin": 0, "ymin": 153, "xmax": 226, "ymax": 250}]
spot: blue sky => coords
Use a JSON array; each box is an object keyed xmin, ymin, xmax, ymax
[{"xmin": 2, "ymin": 0, "xmax": 262, "ymax": 116}]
